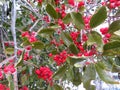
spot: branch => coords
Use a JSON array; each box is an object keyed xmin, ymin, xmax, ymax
[
  {"xmin": 29, "ymin": 19, "xmax": 40, "ymax": 32},
  {"xmin": 23, "ymin": 61, "xmax": 38, "ymax": 68},
  {"xmin": 11, "ymin": 0, "xmax": 18, "ymax": 90}
]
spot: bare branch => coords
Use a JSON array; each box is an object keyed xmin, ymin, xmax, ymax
[
  {"xmin": 11, "ymin": 0, "xmax": 18, "ymax": 90},
  {"xmin": 29, "ymin": 19, "xmax": 40, "ymax": 32}
]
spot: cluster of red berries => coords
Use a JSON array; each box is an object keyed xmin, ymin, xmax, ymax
[
  {"xmin": 83, "ymin": 16, "xmax": 91, "ymax": 30},
  {"xmin": 4, "ymin": 64, "xmax": 16, "ymax": 74},
  {"xmin": 0, "ymin": 84, "xmax": 10, "ymax": 90},
  {"xmin": 35, "ymin": 66, "xmax": 53, "ymax": 83},
  {"xmin": 17, "ymin": 46, "xmax": 33, "ymax": 61},
  {"xmin": 109, "ymin": 0, "xmax": 120, "ymax": 9},
  {"xmin": 70, "ymin": 31, "xmax": 96, "ymax": 57},
  {"xmin": 19, "ymin": 86, "xmax": 29, "ymax": 90},
  {"xmin": 53, "ymin": 50, "xmax": 67, "ymax": 66},
  {"xmin": 100, "ymin": 27, "xmax": 111, "ymax": 44},
  {"xmin": 55, "ymin": 4, "xmax": 66, "ymax": 18},
  {"xmin": 21, "ymin": 31, "xmax": 37, "ymax": 43}
]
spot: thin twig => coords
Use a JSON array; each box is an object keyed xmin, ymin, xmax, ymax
[
  {"xmin": 0, "ymin": 29, "xmax": 8, "ymax": 58},
  {"xmin": 23, "ymin": 60, "xmax": 38, "ymax": 68},
  {"xmin": 29, "ymin": 19, "xmax": 40, "ymax": 32}
]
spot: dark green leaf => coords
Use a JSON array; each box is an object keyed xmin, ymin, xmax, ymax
[
  {"xmin": 95, "ymin": 62, "xmax": 119, "ymax": 84},
  {"xmin": 69, "ymin": 43, "xmax": 79, "ymax": 54},
  {"xmin": 32, "ymin": 41, "xmax": 44, "ymax": 50},
  {"xmin": 108, "ymin": 20, "xmax": 120, "ymax": 33},
  {"xmin": 52, "ymin": 64, "xmax": 68, "ymax": 79},
  {"xmin": 87, "ymin": 31, "xmax": 103, "ymax": 52},
  {"xmin": 53, "ymin": 84, "xmax": 63, "ymax": 90},
  {"xmin": 115, "ymin": 56, "xmax": 120, "ymax": 66},
  {"xmin": 38, "ymin": 28, "xmax": 55, "ymax": 35},
  {"xmin": 72, "ymin": 67, "xmax": 82, "ymax": 86},
  {"xmin": 103, "ymin": 41, "xmax": 120, "ymax": 55},
  {"xmin": 21, "ymin": 37, "xmax": 31, "ymax": 46},
  {"xmin": 61, "ymin": 32, "xmax": 73, "ymax": 47},
  {"xmin": 112, "ymin": 64, "xmax": 120, "ymax": 72},
  {"xmin": 68, "ymin": 56, "xmax": 86, "ymax": 65},
  {"xmin": 63, "ymin": 13, "xmax": 71, "ymax": 24},
  {"xmin": 83, "ymin": 64, "xmax": 96, "ymax": 90},
  {"xmin": 46, "ymin": 4, "xmax": 58, "ymax": 19},
  {"xmin": 70, "ymin": 12, "xmax": 84, "ymax": 30},
  {"xmin": 90, "ymin": 6, "xmax": 107, "ymax": 28}
]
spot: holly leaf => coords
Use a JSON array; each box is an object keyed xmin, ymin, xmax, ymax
[
  {"xmin": 52, "ymin": 64, "xmax": 68, "ymax": 79},
  {"xmin": 46, "ymin": 4, "xmax": 58, "ymax": 19},
  {"xmin": 61, "ymin": 32, "xmax": 73, "ymax": 47},
  {"xmin": 38, "ymin": 28, "xmax": 55, "ymax": 35},
  {"xmin": 70, "ymin": 12, "xmax": 84, "ymax": 30},
  {"xmin": 63, "ymin": 13, "xmax": 71, "ymax": 24},
  {"xmin": 87, "ymin": 31, "xmax": 103, "ymax": 52},
  {"xmin": 69, "ymin": 43, "xmax": 79, "ymax": 54},
  {"xmin": 90, "ymin": 6, "xmax": 107, "ymax": 28},
  {"xmin": 72, "ymin": 67, "xmax": 82, "ymax": 86},
  {"xmin": 83, "ymin": 64, "xmax": 96, "ymax": 90},
  {"xmin": 95, "ymin": 62, "xmax": 119, "ymax": 84},
  {"xmin": 53, "ymin": 84, "xmax": 63, "ymax": 90},
  {"xmin": 68, "ymin": 56, "xmax": 86, "ymax": 65},
  {"xmin": 31, "ymin": 41, "xmax": 44, "ymax": 50},
  {"xmin": 108, "ymin": 20, "xmax": 120, "ymax": 34},
  {"xmin": 103, "ymin": 41, "xmax": 120, "ymax": 55}
]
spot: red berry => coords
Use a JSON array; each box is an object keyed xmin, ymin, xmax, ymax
[{"xmin": 68, "ymin": 0, "xmax": 75, "ymax": 6}]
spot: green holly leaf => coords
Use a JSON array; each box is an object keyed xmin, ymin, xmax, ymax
[
  {"xmin": 95, "ymin": 62, "xmax": 119, "ymax": 84},
  {"xmin": 68, "ymin": 56, "xmax": 86, "ymax": 65},
  {"xmin": 90, "ymin": 6, "xmax": 107, "ymax": 28},
  {"xmin": 69, "ymin": 43, "xmax": 79, "ymax": 54},
  {"xmin": 46, "ymin": 4, "xmax": 58, "ymax": 19},
  {"xmin": 70, "ymin": 12, "xmax": 84, "ymax": 30},
  {"xmin": 52, "ymin": 64, "xmax": 68, "ymax": 79},
  {"xmin": 38, "ymin": 28, "xmax": 55, "ymax": 35},
  {"xmin": 83, "ymin": 64, "xmax": 96, "ymax": 90},
  {"xmin": 72, "ymin": 67, "xmax": 82, "ymax": 86},
  {"xmin": 103, "ymin": 41, "xmax": 120, "ymax": 55},
  {"xmin": 63, "ymin": 13, "xmax": 71, "ymax": 24},
  {"xmin": 61, "ymin": 32, "xmax": 73, "ymax": 47},
  {"xmin": 87, "ymin": 31, "xmax": 103, "ymax": 52},
  {"xmin": 31, "ymin": 41, "xmax": 44, "ymax": 50},
  {"xmin": 108, "ymin": 20, "xmax": 120, "ymax": 34},
  {"xmin": 53, "ymin": 84, "xmax": 63, "ymax": 90}
]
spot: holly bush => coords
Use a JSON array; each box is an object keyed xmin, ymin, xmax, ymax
[{"xmin": 0, "ymin": 0, "xmax": 120, "ymax": 90}]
